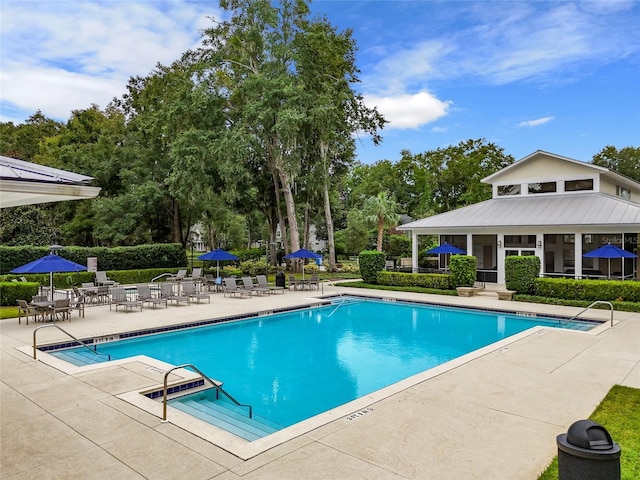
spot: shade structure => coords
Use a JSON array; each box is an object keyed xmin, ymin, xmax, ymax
[
  {"xmin": 283, "ymin": 249, "xmax": 322, "ymax": 279},
  {"xmin": 583, "ymin": 243, "xmax": 637, "ymax": 278},
  {"xmin": 11, "ymin": 254, "xmax": 87, "ymax": 300},
  {"xmin": 425, "ymin": 243, "xmax": 466, "ymax": 255},
  {"xmin": 197, "ymin": 248, "xmax": 239, "ymax": 277}
]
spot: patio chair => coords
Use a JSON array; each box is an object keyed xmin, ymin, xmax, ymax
[
  {"xmin": 81, "ymin": 282, "xmax": 99, "ymax": 304},
  {"xmin": 187, "ymin": 267, "xmax": 203, "ymax": 281},
  {"xmin": 96, "ymin": 285, "xmax": 110, "ymax": 305},
  {"xmin": 256, "ymin": 275, "xmax": 284, "ymax": 295},
  {"xmin": 95, "ymin": 271, "xmax": 118, "ymax": 287},
  {"xmin": 159, "ymin": 282, "xmax": 190, "ymax": 306},
  {"xmin": 223, "ymin": 277, "xmax": 252, "ymax": 298},
  {"xmin": 71, "ymin": 287, "xmax": 87, "ymax": 318},
  {"xmin": 241, "ymin": 276, "xmax": 269, "ymax": 296},
  {"xmin": 181, "ymin": 281, "xmax": 210, "ymax": 303},
  {"xmin": 110, "ymin": 287, "xmax": 143, "ymax": 312},
  {"xmin": 49, "ymin": 298, "xmax": 72, "ymax": 321},
  {"xmin": 17, "ymin": 299, "xmax": 38, "ymax": 325},
  {"xmin": 307, "ymin": 274, "xmax": 320, "ymax": 291},
  {"xmin": 288, "ymin": 274, "xmax": 303, "ymax": 291},
  {"xmin": 136, "ymin": 284, "xmax": 167, "ymax": 309}
]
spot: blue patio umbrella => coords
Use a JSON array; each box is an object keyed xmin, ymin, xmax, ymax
[
  {"xmin": 583, "ymin": 243, "xmax": 637, "ymax": 278},
  {"xmin": 11, "ymin": 254, "xmax": 87, "ymax": 300},
  {"xmin": 425, "ymin": 243, "xmax": 466, "ymax": 271},
  {"xmin": 283, "ymin": 249, "xmax": 322, "ymax": 279},
  {"xmin": 197, "ymin": 248, "xmax": 239, "ymax": 277}
]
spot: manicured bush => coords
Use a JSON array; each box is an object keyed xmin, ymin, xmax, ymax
[
  {"xmin": 514, "ymin": 294, "xmax": 640, "ymax": 313},
  {"xmin": 534, "ymin": 277, "xmax": 640, "ymax": 303},
  {"xmin": 505, "ymin": 256, "xmax": 541, "ymax": 293},
  {"xmin": 449, "ymin": 255, "xmax": 477, "ymax": 287},
  {"xmin": 358, "ymin": 250, "xmax": 386, "ymax": 284},
  {"xmin": 0, "ymin": 282, "xmax": 39, "ymax": 306},
  {"xmin": 377, "ymin": 271, "xmax": 453, "ymax": 290}
]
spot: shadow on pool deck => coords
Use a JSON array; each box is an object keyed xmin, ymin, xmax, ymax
[{"xmin": 1, "ymin": 286, "xmax": 639, "ymax": 479}]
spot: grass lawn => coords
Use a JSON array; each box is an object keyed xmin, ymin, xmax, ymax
[
  {"xmin": 538, "ymin": 385, "xmax": 640, "ymax": 480},
  {"xmin": 0, "ymin": 306, "xmax": 19, "ymax": 320}
]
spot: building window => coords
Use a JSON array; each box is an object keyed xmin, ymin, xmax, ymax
[
  {"xmin": 528, "ymin": 181, "xmax": 557, "ymax": 194},
  {"xmin": 565, "ymin": 179, "xmax": 593, "ymax": 192},
  {"xmin": 616, "ymin": 185, "xmax": 631, "ymax": 200},
  {"xmin": 504, "ymin": 235, "xmax": 536, "ymax": 248},
  {"xmin": 497, "ymin": 184, "xmax": 521, "ymax": 196}
]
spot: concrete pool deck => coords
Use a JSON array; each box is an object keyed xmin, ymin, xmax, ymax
[{"xmin": 1, "ymin": 285, "xmax": 639, "ymax": 479}]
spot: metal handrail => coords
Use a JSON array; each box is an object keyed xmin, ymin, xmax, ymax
[
  {"xmin": 162, "ymin": 364, "xmax": 252, "ymax": 421},
  {"xmin": 563, "ymin": 301, "xmax": 615, "ymax": 328},
  {"xmin": 33, "ymin": 324, "xmax": 111, "ymax": 361},
  {"xmin": 151, "ymin": 273, "xmax": 174, "ymax": 283}
]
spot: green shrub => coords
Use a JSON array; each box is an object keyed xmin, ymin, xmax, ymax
[
  {"xmin": 0, "ymin": 282, "xmax": 39, "ymax": 306},
  {"xmin": 377, "ymin": 271, "xmax": 453, "ymax": 289},
  {"xmin": 232, "ymin": 248, "xmax": 263, "ymax": 262},
  {"xmin": 358, "ymin": 250, "xmax": 386, "ymax": 283},
  {"xmin": 449, "ymin": 255, "xmax": 477, "ymax": 287},
  {"xmin": 337, "ymin": 263, "xmax": 360, "ymax": 274},
  {"xmin": 303, "ymin": 263, "xmax": 319, "ymax": 274},
  {"xmin": 534, "ymin": 277, "xmax": 640, "ymax": 302},
  {"xmin": 505, "ymin": 256, "xmax": 541, "ymax": 293}
]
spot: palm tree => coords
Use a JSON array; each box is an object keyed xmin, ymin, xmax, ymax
[{"xmin": 364, "ymin": 192, "xmax": 400, "ymax": 252}]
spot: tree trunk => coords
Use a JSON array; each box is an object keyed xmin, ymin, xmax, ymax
[
  {"xmin": 323, "ymin": 178, "xmax": 336, "ymax": 270},
  {"xmin": 377, "ymin": 216, "xmax": 384, "ymax": 252}
]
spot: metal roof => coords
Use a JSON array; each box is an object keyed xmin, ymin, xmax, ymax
[
  {"xmin": 0, "ymin": 155, "xmax": 101, "ymax": 208},
  {"xmin": 398, "ymin": 193, "xmax": 640, "ymax": 231}
]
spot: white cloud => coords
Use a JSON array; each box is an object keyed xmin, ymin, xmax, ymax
[
  {"xmin": 518, "ymin": 116, "xmax": 554, "ymax": 128},
  {"xmin": 365, "ymin": 91, "xmax": 452, "ymax": 129},
  {"xmin": 0, "ymin": 1, "xmax": 219, "ymax": 122}
]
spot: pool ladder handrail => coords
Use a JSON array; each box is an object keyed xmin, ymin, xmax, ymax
[
  {"xmin": 562, "ymin": 300, "xmax": 614, "ymax": 328},
  {"xmin": 33, "ymin": 324, "xmax": 112, "ymax": 361},
  {"xmin": 162, "ymin": 364, "xmax": 253, "ymax": 421},
  {"xmin": 151, "ymin": 272, "xmax": 174, "ymax": 283}
]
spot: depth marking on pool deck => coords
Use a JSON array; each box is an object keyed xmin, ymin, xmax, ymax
[
  {"xmin": 145, "ymin": 366, "xmax": 166, "ymax": 375},
  {"xmin": 346, "ymin": 408, "xmax": 374, "ymax": 421}
]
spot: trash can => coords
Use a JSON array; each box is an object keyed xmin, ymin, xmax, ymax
[
  {"xmin": 556, "ymin": 419, "xmax": 621, "ymax": 480},
  {"xmin": 275, "ymin": 271, "xmax": 286, "ymax": 288}
]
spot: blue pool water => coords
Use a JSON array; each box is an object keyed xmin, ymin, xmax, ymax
[{"xmin": 52, "ymin": 298, "xmax": 593, "ymax": 428}]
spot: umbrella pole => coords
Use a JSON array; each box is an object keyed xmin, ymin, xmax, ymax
[
  {"xmin": 216, "ymin": 261, "xmax": 220, "ymax": 278},
  {"xmin": 50, "ymin": 271, "xmax": 54, "ymax": 301}
]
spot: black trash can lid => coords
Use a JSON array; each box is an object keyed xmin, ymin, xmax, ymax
[{"xmin": 566, "ymin": 420, "xmax": 614, "ymax": 450}]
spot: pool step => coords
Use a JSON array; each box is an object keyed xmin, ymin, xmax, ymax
[
  {"xmin": 170, "ymin": 396, "xmax": 282, "ymax": 441},
  {"xmin": 49, "ymin": 349, "xmax": 111, "ymax": 366}
]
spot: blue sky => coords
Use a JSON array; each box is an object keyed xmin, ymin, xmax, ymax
[{"xmin": 1, "ymin": 0, "xmax": 638, "ymax": 164}]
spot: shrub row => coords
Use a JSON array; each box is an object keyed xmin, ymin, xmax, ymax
[
  {"xmin": 376, "ymin": 271, "xmax": 453, "ymax": 290},
  {"xmin": 534, "ymin": 277, "xmax": 640, "ymax": 302},
  {"xmin": 0, "ymin": 282, "xmax": 40, "ymax": 306},
  {"xmin": 514, "ymin": 294, "xmax": 640, "ymax": 313},
  {"xmin": 0, "ymin": 244, "xmax": 187, "ymax": 274}
]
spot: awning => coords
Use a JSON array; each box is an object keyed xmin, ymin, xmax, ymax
[{"xmin": 0, "ymin": 155, "xmax": 101, "ymax": 208}]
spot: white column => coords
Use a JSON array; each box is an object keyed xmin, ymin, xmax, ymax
[
  {"xmin": 466, "ymin": 233, "xmax": 473, "ymax": 256},
  {"xmin": 497, "ymin": 233, "xmax": 505, "ymax": 284},
  {"xmin": 412, "ymin": 232, "xmax": 419, "ymax": 273},
  {"xmin": 536, "ymin": 233, "xmax": 544, "ymax": 276},
  {"xmin": 574, "ymin": 233, "xmax": 582, "ymax": 277}
]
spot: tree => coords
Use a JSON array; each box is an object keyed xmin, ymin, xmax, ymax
[
  {"xmin": 363, "ymin": 191, "xmax": 400, "ymax": 252},
  {"xmin": 592, "ymin": 145, "xmax": 640, "ymax": 182}
]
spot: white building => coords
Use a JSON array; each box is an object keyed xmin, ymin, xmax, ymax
[{"xmin": 398, "ymin": 151, "xmax": 640, "ymax": 284}]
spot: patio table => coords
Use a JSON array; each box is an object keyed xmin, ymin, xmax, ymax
[{"xmin": 30, "ymin": 301, "xmax": 53, "ymax": 322}]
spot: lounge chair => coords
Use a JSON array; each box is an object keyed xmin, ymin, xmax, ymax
[
  {"xmin": 223, "ymin": 277, "xmax": 252, "ymax": 298},
  {"xmin": 256, "ymin": 275, "xmax": 284, "ymax": 294},
  {"xmin": 137, "ymin": 284, "xmax": 167, "ymax": 309},
  {"xmin": 288, "ymin": 274, "xmax": 303, "ymax": 291},
  {"xmin": 181, "ymin": 281, "xmax": 210, "ymax": 303},
  {"xmin": 169, "ymin": 269, "xmax": 187, "ymax": 282},
  {"xmin": 159, "ymin": 282, "xmax": 190, "ymax": 305},
  {"xmin": 187, "ymin": 267, "xmax": 203, "ymax": 281},
  {"xmin": 241, "ymin": 276, "xmax": 269, "ymax": 296},
  {"xmin": 110, "ymin": 287, "xmax": 143, "ymax": 312},
  {"xmin": 95, "ymin": 271, "xmax": 118, "ymax": 287},
  {"xmin": 17, "ymin": 299, "xmax": 37, "ymax": 325}
]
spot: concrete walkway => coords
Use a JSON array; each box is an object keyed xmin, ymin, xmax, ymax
[{"xmin": 2, "ymin": 285, "xmax": 639, "ymax": 479}]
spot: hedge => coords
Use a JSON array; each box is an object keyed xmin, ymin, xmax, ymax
[
  {"xmin": 514, "ymin": 294, "xmax": 640, "ymax": 313},
  {"xmin": 0, "ymin": 282, "xmax": 40, "ymax": 306},
  {"xmin": 534, "ymin": 277, "xmax": 640, "ymax": 303},
  {"xmin": 0, "ymin": 244, "xmax": 187, "ymax": 275},
  {"xmin": 377, "ymin": 271, "xmax": 453, "ymax": 290},
  {"xmin": 358, "ymin": 250, "xmax": 386, "ymax": 284},
  {"xmin": 449, "ymin": 255, "xmax": 477, "ymax": 287},
  {"xmin": 505, "ymin": 256, "xmax": 541, "ymax": 294}
]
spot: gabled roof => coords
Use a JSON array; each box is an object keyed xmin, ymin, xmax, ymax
[
  {"xmin": 482, "ymin": 150, "xmax": 639, "ymax": 189},
  {"xmin": 397, "ymin": 193, "xmax": 640, "ymax": 231},
  {"xmin": 0, "ymin": 155, "xmax": 101, "ymax": 208}
]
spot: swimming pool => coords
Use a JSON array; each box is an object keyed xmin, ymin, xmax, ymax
[{"xmin": 50, "ymin": 296, "xmax": 594, "ymax": 434}]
